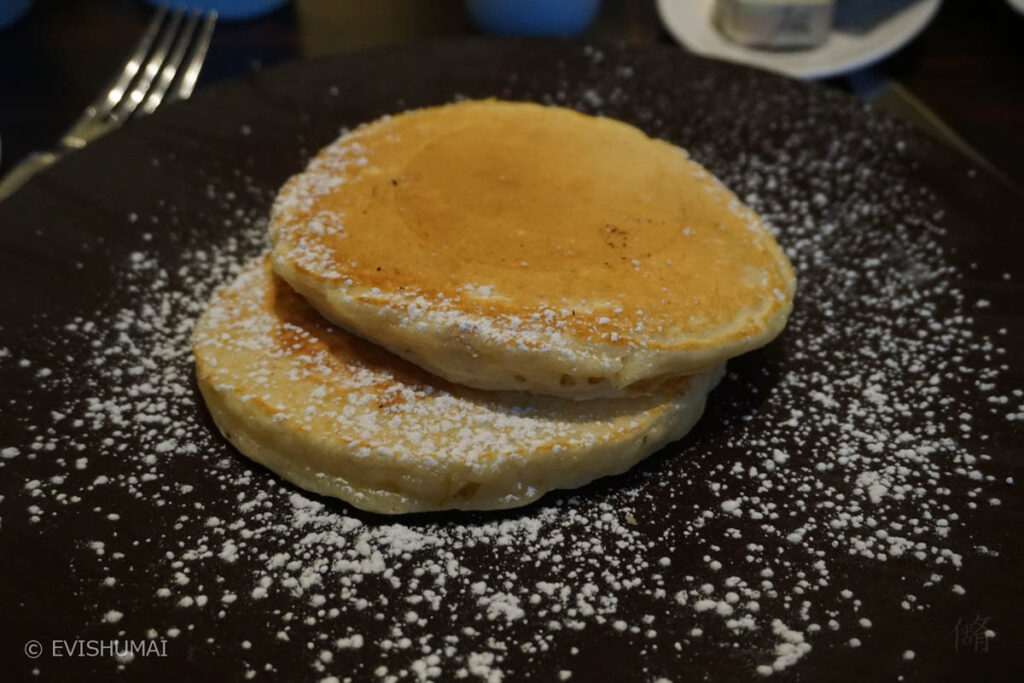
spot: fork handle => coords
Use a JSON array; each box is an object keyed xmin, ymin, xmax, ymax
[{"xmin": 0, "ymin": 151, "xmax": 60, "ymax": 201}]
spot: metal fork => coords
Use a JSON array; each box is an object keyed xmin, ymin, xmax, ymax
[{"xmin": 0, "ymin": 6, "xmax": 217, "ymax": 201}]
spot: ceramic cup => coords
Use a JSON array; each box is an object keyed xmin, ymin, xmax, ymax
[{"xmin": 467, "ymin": 0, "xmax": 600, "ymax": 37}]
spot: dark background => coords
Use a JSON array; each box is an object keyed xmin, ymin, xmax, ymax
[{"xmin": 1, "ymin": 0, "xmax": 1023, "ymax": 190}]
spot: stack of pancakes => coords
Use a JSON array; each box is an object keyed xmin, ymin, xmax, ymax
[{"xmin": 193, "ymin": 100, "xmax": 795, "ymax": 514}]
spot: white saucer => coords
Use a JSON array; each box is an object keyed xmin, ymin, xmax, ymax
[{"xmin": 656, "ymin": 0, "xmax": 942, "ymax": 80}]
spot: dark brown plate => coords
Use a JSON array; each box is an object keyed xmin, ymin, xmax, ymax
[{"xmin": 1, "ymin": 40, "xmax": 1021, "ymax": 682}]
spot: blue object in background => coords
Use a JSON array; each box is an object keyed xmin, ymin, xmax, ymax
[
  {"xmin": 0, "ymin": 0, "xmax": 33, "ymax": 30},
  {"xmin": 467, "ymin": 0, "xmax": 600, "ymax": 37},
  {"xmin": 143, "ymin": 0, "xmax": 289, "ymax": 21}
]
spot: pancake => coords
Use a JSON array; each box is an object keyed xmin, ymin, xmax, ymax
[
  {"xmin": 193, "ymin": 256, "xmax": 723, "ymax": 514},
  {"xmin": 269, "ymin": 99, "xmax": 793, "ymax": 399}
]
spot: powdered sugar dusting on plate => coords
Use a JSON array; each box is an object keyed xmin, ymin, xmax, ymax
[{"xmin": 0, "ymin": 47, "xmax": 1019, "ymax": 680}]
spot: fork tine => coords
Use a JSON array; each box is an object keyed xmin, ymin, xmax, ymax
[
  {"xmin": 170, "ymin": 11, "xmax": 217, "ymax": 103},
  {"xmin": 140, "ymin": 10, "xmax": 201, "ymax": 115},
  {"xmin": 113, "ymin": 7, "xmax": 184, "ymax": 121},
  {"xmin": 96, "ymin": 5, "xmax": 169, "ymax": 117},
  {"xmin": 60, "ymin": 6, "xmax": 169, "ymax": 148}
]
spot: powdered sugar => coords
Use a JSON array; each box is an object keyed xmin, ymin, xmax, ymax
[{"xmin": 0, "ymin": 46, "xmax": 1019, "ymax": 680}]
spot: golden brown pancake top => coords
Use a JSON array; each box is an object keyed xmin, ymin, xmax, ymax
[{"xmin": 271, "ymin": 100, "xmax": 793, "ymax": 353}]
